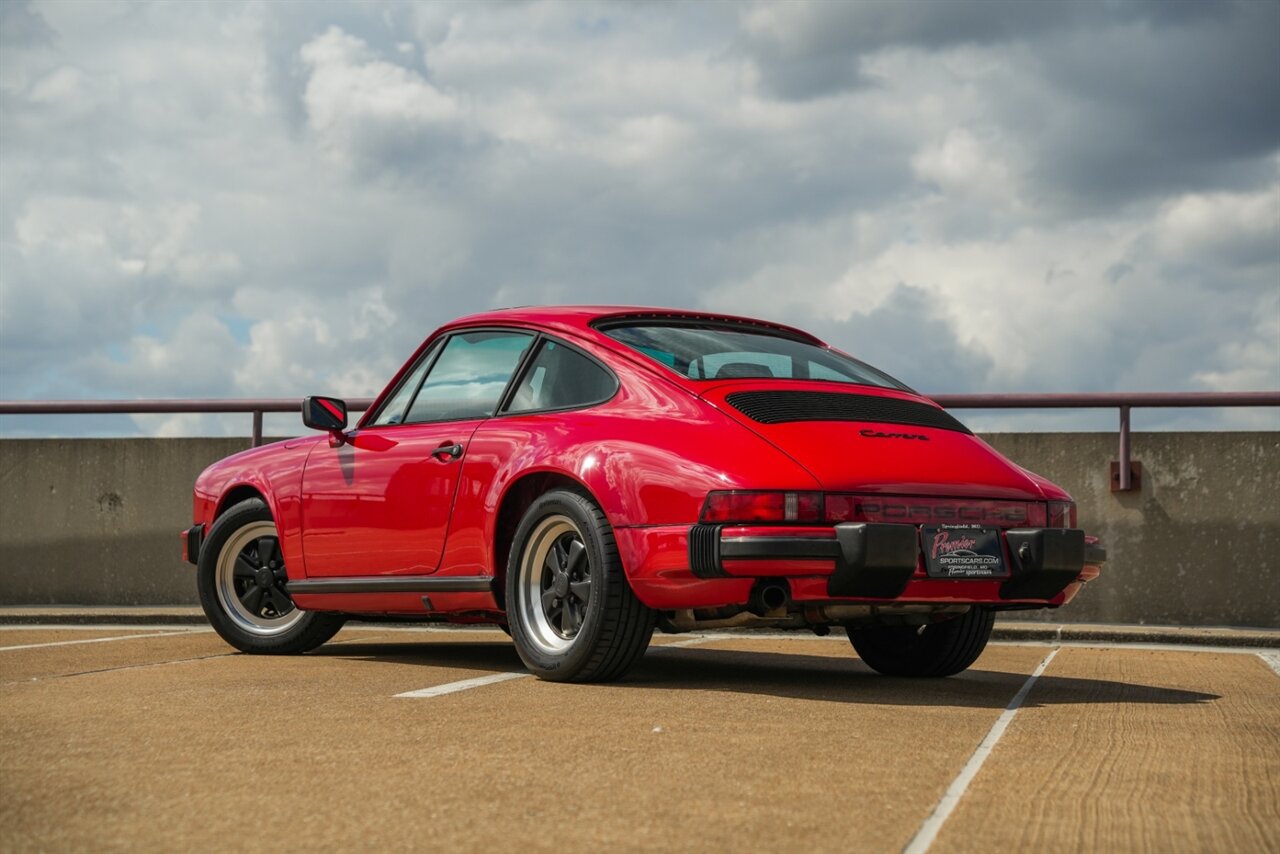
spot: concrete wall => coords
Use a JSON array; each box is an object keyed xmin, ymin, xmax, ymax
[
  {"xmin": 0, "ymin": 439, "xmax": 253, "ymax": 606},
  {"xmin": 984, "ymin": 433, "xmax": 1279, "ymax": 628},
  {"xmin": 1, "ymin": 433, "xmax": 1277, "ymax": 627}
]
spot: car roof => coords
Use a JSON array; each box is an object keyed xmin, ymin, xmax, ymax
[{"xmin": 440, "ymin": 305, "xmax": 825, "ymax": 346}]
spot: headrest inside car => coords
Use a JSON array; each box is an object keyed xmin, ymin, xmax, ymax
[{"xmin": 715, "ymin": 362, "xmax": 774, "ymax": 379}]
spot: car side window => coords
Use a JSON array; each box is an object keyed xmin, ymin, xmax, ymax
[
  {"xmin": 368, "ymin": 343, "xmax": 438, "ymax": 426},
  {"xmin": 402, "ymin": 330, "xmax": 534, "ymax": 424},
  {"xmin": 505, "ymin": 340, "xmax": 618, "ymax": 414}
]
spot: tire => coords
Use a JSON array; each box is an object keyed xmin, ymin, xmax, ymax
[
  {"xmin": 506, "ymin": 489, "xmax": 655, "ymax": 682},
  {"xmin": 846, "ymin": 607, "xmax": 995, "ymax": 677},
  {"xmin": 197, "ymin": 498, "xmax": 345, "ymax": 654}
]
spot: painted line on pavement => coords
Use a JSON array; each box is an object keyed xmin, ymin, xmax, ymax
[
  {"xmin": 903, "ymin": 647, "xmax": 1060, "ymax": 854},
  {"xmin": 992, "ymin": 640, "xmax": 1279, "ymax": 656},
  {"xmin": 394, "ymin": 635, "xmax": 718, "ymax": 697},
  {"xmin": 1259, "ymin": 652, "xmax": 1280, "ymax": 678},
  {"xmin": 0, "ymin": 625, "xmax": 203, "ymax": 632},
  {"xmin": 0, "ymin": 628, "xmax": 212, "ymax": 652},
  {"xmin": 395, "ymin": 671, "xmax": 530, "ymax": 698},
  {"xmin": 649, "ymin": 635, "xmax": 718, "ymax": 650}
]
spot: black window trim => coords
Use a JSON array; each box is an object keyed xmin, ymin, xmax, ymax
[
  {"xmin": 496, "ymin": 332, "xmax": 620, "ymax": 417},
  {"xmin": 361, "ymin": 326, "xmax": 539, "ymax": 429},
  {"xmin": 362, "ymin": 338, "xmax": 446, "ymax": 428},
  {"xmin": 591, "ymin": 315, "xmax": 819, "ymax": 346}
]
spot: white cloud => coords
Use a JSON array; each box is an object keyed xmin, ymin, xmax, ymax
[
  {"xmin": 14, "ymin": 197, "xmax": 240, "ymax": 287},
  {"xmin": 1192, "ymin": 289, "xmax": 1280, "ymax": 392},
  {"xmin": 0, "ymin": 0, "xmax": 1276, "ymax": 437},
  {"xmin": 1153, "ymin": 185, "xmax": 1280, "ymax": 270},
  {"xmin": 299, "ymin": 26, "xmax": 461, "ymax": 164},
  {"xmin": 912, "ymin": 128, "xmax": 1025, "ymax": 209}
]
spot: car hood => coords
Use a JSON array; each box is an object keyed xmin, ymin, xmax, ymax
[{"xmin": 698, "ymin": 381, "xmax": 1048, "ymax": 500}]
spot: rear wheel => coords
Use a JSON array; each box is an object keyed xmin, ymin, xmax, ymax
[
  {"xmin": 846, "ymin": 607, "xmax": 994, "ymax": 677},
  {"xmin": 197, "ymin": 498, "xmax": 345, "ymax": 654},
  {"xmin": 507, "ymin": 490, "xmax": 655, "ymax": 682}
]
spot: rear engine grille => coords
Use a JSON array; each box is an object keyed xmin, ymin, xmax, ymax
[{"xmin": 724, "ymin": 391, "xmax": 971, "ymax": 434}]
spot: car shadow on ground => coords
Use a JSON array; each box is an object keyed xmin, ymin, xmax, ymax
[
  {"xmin": 628, "ymin": 647, "xmax": 1220, "ymax": 709},
  {"xmin": 309, "ymin": 639, "xmax": 1221, "ymax": 709}
]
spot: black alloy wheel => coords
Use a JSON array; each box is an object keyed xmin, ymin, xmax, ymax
[
  {"xmin": 506, "ymin": 489, "xmax": 655, "ymax": 682},
  {"xmin": 197, "ymin": 498, "xmax": 345, "ymax": 654}
]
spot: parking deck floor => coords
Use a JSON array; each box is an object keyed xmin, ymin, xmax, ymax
[{"xmin": 1, "ymin": 625, "xmax": 1277, "ymax": 853}]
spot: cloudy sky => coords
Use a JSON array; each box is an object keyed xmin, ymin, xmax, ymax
[{"xmin": 1, "ymin": 0, "xmax": 1277, "ymax": 436}]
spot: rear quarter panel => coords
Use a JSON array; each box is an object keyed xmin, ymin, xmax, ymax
[{"xmin": 439, "ymin": 356, "xmax": 820, "ymax": 576}]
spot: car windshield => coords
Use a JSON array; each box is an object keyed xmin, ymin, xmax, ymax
[{"xmin": 600, "ymin": 322, "xmax": 911, "ymax": 390}]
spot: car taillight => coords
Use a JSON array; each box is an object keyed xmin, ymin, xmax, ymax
[
  {"xmin": 700, "ymin": 491, "xmax": 824, "ymax": 523},
  {"xmin": 825, "ymin": 494, "xmax": 1043, "ymax": 527},
  {"xmin": 702, "ymin": 492, "xmax": 1055, "ymax": 527},
  {"xmin": 1047, "ymin": 501, "xmax": 1076, "ymax": 529}
]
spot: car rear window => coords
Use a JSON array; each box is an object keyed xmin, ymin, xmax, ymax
[{"xmin": 600, "ymin": 323, "xmax": 910, "ymax": 390}]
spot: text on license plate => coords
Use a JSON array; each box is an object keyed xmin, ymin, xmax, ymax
[{"xmin": 921, "ymin": 525, "xmax": 1009, "ymax": 579}]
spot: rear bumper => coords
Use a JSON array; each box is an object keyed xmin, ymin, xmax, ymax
[
  {"xmin": 693, "ymin": 522, "xmax": 925, "ymax": 598},
  {"xmin": 616, "ymin": 523, "xmax": 1105, "ymax": 611}
]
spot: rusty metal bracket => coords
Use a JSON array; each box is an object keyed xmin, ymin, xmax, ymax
[{"xmin": 1110, "ymin": 460, "xmax": 1142, "ymax": 493}]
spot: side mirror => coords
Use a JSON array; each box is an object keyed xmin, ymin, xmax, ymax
[{"xmin": 302, "ymin": 396, "xmax": 348, "ymax": 435}]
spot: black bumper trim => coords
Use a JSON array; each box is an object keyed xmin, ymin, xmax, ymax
[
  {"xmin": 827, "ymin": 523, "xmax": 920, "ymax": 599},
  {"xmin": 286, "ymin": 575, "xmax": 494, "ymax": 595},
  {"xmin": 688, "ymin": 524, "xmax": 1103, "ymax": 602},
  {"xmin": 1001, "ymin": 529, "xmax": 1087, "ymax": 600},
  {"xmin": 184, "ymin": 525, "xmax": 203, "ymax": 565},
  {"xmin": 719, "ymin": 537, "xmax": 842, "ymax": 561},
  {"xmin": 689, "ymin": 522, "xmax": 920, "ymax": 598},
  {"xmin": 688, "ymin": 523, "xmax": 726, "ymax": 578}
]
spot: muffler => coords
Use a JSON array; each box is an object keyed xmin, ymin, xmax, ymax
[{"xmin": 748, "ymin": 581, "xmax": 790, "ymax": 617}]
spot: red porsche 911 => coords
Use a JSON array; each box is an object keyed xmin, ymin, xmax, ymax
[{"xmin": 183, "ymin": 306, "xmax": 1105, "ymax": 682}]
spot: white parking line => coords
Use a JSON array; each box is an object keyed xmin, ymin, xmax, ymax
[
  {"xmin": 395, "ymin": 671, "xmax": 530, "ymax": 698},
  {"xmin": 1259, "ymin": 652, "xmax": 1280, "ymax": 678},
  {"xmin": 902, "ymin": 647, "xmax": 1060, "ymax": 854},
  {"xmin": 0, "ymin": 628, "xmax": 212, "ymax": 653},
  {"xmin": 993, "ymin": 639, "xmax": 1279, "ymax": 656},
  {"xmin": 0, "ymin": 624, "xmax": 209, "ymax": 632},
  {"xmin": 650, "ymin": 635, "xmax": 718, "ymax": 650},
  {"xmin": 393, "ymin": 635, "xmax": 718, "ymax": 697}
]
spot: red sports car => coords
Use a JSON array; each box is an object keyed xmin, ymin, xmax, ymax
[{"xmin": 183, "ymin": 306, "xmax": 1105, "ymax": 682}]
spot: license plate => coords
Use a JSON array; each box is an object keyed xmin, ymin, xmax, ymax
[{"xmin": 921, "ymin": 525, "xmax": 1008, "ymax": 579}]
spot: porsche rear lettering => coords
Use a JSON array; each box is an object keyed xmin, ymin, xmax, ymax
[{"xmin": 858, "ymin": 501, "xmax": 1029, "ymax": 524}]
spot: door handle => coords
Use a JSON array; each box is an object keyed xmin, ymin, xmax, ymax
[{"xmin": 431, "ymin": 443, "xmax": 463, "ymax": 461}]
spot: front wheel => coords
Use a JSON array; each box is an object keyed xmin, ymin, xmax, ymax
[
  {"xmin": 846, "ymin": 607, "xmax": 995, "ymax": 677},
  {"xmin": 507, "ymin": 490, "xmax": 655, "ymax": 682},
  {"xmin": 197, "ymin": 498, "xmax": 345, "ymax": 654}
]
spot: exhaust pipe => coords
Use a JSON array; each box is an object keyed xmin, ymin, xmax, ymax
[{"xmin": 748, "ymin": 581, "xmax": 790, "ymax": 617}]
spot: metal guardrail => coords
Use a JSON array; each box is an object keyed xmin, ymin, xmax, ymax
[
  {"xmin": 932, "ymin": 392, "xmax": 1280, "ymax": 491},
  {"xmin": 2, "ymin": 391, "xmax": 1277, "ymax": 492},
  {"xmin": 0, "ymin": 398, "xmax": 375, "ymax": 448}
]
